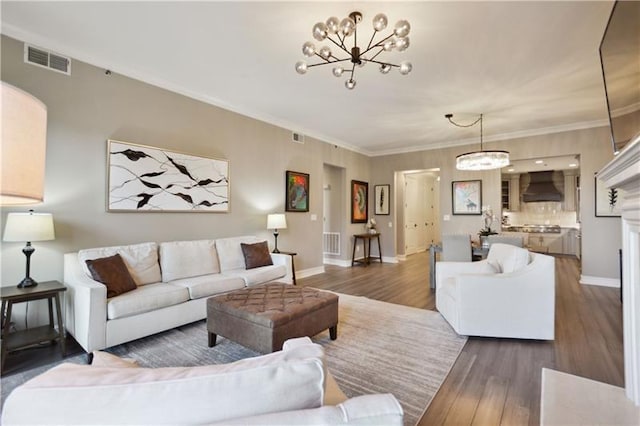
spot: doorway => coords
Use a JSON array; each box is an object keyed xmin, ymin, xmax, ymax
[
  {"xmin": 399, "ymin": 169, "xmax": 440, "ymax": 257},
  {"xmin": 323, "ymin": 164, "xmax": 345, "ymax": 262}
]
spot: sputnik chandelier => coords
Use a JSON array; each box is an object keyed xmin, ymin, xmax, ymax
[
  {"xmin": 445, "ymin": 113, "xmax": 510, "ymax": 171},
  {"xmin": 295, "ymin": 11, "xmax": 412, "ymax": 90}
]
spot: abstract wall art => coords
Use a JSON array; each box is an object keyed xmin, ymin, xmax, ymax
[
  {"xmin": 285, "ymin": 170, "xmax": 309, "ymax": 212},
  {"xmin": 351, "ymin": 180, "xmax": 368, "ymax": 223},
  {"xmin": 374, "ymin": 184, "xmax": 390, "ymax": 215},
  {"xmin": 452, "ymin": 180, "xmax": 482, "ymax": 215},
  {"xmin": 107, "ymin": 140, "xmax": 229, "ymax": 212}
]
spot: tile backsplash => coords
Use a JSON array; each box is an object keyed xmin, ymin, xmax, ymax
[{"xmin": 504, "ymin": 202, "xmax": 578, "ymax": 227}]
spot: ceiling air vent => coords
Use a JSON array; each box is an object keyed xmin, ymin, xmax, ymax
[
  {"xmin": 292, "ymin": 132, "xmax": 305, "ymax": 144},
  {"xmin": 24, "ymin": 44, "xmax": 71, "ymax": 75}
]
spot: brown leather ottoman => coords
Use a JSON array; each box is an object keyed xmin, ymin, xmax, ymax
[{"xmin": 206, "ymin": 283, "xmax": 338, "ymax": 353}]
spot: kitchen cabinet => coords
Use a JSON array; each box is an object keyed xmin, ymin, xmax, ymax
[
  {"xmin": 501, "ymin": 174, "xmax": 520, "ymax": 212},
  {"xmin": 529, "ymin": 232, "xmax": 563, "ymax": 254},
  {"xmin": 563, "ymin": 170, "xmax": 579, "ymax": 212},
  {"xmin": 563, "ymin": 228, "xmax": 580, "ymax": 257},
  {"xmin": 501, "ymin": 180, "xmax": 509, "ymax": 210}
]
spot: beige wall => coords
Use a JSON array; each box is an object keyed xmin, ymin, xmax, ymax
[{"xmin": 0, "ymin": 35, "xmax": 369, "ymax": 300}]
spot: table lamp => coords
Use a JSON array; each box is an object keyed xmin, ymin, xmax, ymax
[
  {"xmin": 267, "ymin": 213, "xmax": 287, "ymax": 253},
  {"xmin": 3, "ymin": 210, "xmax": 55, "ymax": 288}
]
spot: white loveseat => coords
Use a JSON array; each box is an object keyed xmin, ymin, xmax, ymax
[
  {"xmin": 436, "ymin": 243, "xmax": 555, "ymax": 340},
  {"xmin": 64, "ymin": 236, "xmax": 293, "ymax": 353},
  {"xmin": 2, "ymin": 337, "xmax": 404, "ymax": 425}
]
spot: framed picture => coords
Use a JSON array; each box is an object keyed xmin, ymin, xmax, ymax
[
  {"xmin": 285, "ymin": 170, "xmax": 309, "ymax": 212},
  {"xmin": 107, "ymin": 140, "xmax": 229, "ymax": 212},
  {"xmin": 595, "ymin": 176, "xmax": 622, "ymax": 217},
  {"xmin": 374, "ymin": 184, "xmax": 390, "ymax": 215},
  {"xmin": 351, "ymin": 180, "xmax": 369, "ymax": 223},
  {"xmin": 452, "ymin": 180, "xmax": 482, "ymax": 215}
]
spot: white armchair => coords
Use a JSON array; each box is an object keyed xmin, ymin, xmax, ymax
[{"xmin": 435, "ymin": 243, "xmax": 555, "ymax": 340}]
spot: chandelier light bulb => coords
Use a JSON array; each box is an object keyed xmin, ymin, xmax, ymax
[
  {"xmin": 383, "ymin": 39, "xmax": 396, "ymax": 51},
  {"xmin": 326, "ymin": 16, "xmax": 340, "ymax": 34},
  {"xmin": 399, "ymin": 61, "xmax": 412, "ymax": 75},
  {"xmin": 332, "ymin": 67, "xmax": 344, "ymax": 77},
  {"xmin": 379, "ymin": 64, "xmax": 391, "ymax": 74},
  {"xmin": 345, "ymin": 79, "xmax": 356, "ymax": 90},
  {"xmin": 302, "ymin": 42, "xmax": 316, "ymax": 57},
  {"xmin": 372, "ymin": 13, "xmax": 388, "ymax": 32},
  {"xmin": 295, "ymin": 61, "xmax": 308, "ymax": 74},
  {"xmin": 394, "ymin": 20, "xmax": 411, "ymax": 37},
  {"xmin": 312, "ymin": 22, "xmax": 328, "ymax": 41},
  {"xmin": 395, "ymin": 36, "xmax": 410, "ymax": 52},
  {"xmin": 319, "ymin": 46, "xmax": 332, "ymax": 59},
  {"xmin": 340, "ymin": 17, "xmax": 356, "ymax": 37}
]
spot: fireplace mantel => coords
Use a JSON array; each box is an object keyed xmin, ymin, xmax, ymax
[{"xmin": 598, "ymin": 135, "xmax": 640, "ymax": 406}]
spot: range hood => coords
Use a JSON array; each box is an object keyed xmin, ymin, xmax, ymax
[{"xmin": 522, "ymin": 171, "xmax": 564, "ymax": 202}]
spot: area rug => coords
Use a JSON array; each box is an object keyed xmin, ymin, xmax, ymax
[{"xmin": 1, "ymin": 293, "xmax": 466, "ymax": 426}]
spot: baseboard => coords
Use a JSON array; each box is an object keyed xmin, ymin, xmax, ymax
[
  {"xmin": 397, "ymin": 254, "xmax": 408, "ymax": 261},
  {"xmin": 297, "ymin": 266, "xmax": 325, "ymax": 279},
  {"xmin": 382, "ymin": 256, "xmax": 399, "ymax": 264},
  {"xmin": 579, "ymin": 275, "xmax": 621, "ymax": 288},
  {"xmin": 323, "ymin": 258, "xmax": 351, "ymax": 267}
]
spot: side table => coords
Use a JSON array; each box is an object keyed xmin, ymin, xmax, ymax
[
  {"xmin": 351, "ymin": 233, "xmax": 382, "ymax": 266},
  {"xmin": 278, "ymin": 251, "xmax": 298, "ymax": 285},
  {"xmin": 1, "ymin": 280, "xmax": 67, "ymax": 374}
]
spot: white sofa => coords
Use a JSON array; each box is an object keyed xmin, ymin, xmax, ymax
[
  {"xmin": 64, "ymin": 236, "xmax": 293, "ymax": 353},
  {"xmin": 436, "ymin": 243, "xmax": 555, "ymax": 340},
  {"xmin": 1, "ymin": 337, "xmax": 404, "ymax": 425}
]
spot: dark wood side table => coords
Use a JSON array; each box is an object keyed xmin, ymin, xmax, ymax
[
  {"xmin": 278, "ymin": 251, "xmax": 298, "ymax": 285},
  {"xmin": 1, "ymin": 280, "xmax": 67, "ymax": 374},
  {"xmin": 351, "ymin": 233, "xmax": 382, "ymax": 266}
]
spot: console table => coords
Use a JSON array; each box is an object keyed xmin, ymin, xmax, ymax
[
  {"xmin": 351, "ymin": 233, "xmax": 382, "ymax": 266},
  {"xmin": 1, "ymin": 281, "xmax": 66, "ymax": 374}
]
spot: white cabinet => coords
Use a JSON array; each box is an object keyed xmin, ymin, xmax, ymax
[
  {"xmin": 501, "ymin": 174, "xmax": 520, "ymax": 212},
  {"xmin": 529, "ymin": 233, "xmax": 563, "ymax": 254},
  {"xmin": 563, "ymin": 229, "xmax": 577, "ymax": 256},
  {"xmin": 563, "ymin": 171, "xmax": 579, "ymax": 212}
]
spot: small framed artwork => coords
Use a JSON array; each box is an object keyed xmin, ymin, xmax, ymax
[
  {"xmin": 351, "ymin": 180, "xmax": 369, "ymax": 223},
  {"xmin": 285, "ymin": 170, "xmax": 310, "ymax": 212},
  {"xmin": 107, "ymin": 139, "xmax": 229, "ymax": 212},
  {"xmin": 595, "ymin": 176, "xmax": 622, "ymax": 217},
  {"xmin": 452, "ymin": 180, "xmax": 482, "ymax": 215},
  {"xmin": 374, "ymin": 184, "xmax": 390, "ymax": 215}
]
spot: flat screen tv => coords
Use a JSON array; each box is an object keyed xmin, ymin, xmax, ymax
[{"xmin": 599, "ymin": 0, "xmax": 640, "ymax": 154}]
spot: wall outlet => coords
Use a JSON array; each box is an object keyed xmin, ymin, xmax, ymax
[
  {"xmin": 310, "ymin": 214, "xmax": 317, "ymax": 221},
  {"xmin": 388, "ymin": 222, "xmax": 393, "ymax": 228},
  {"xmin": 443, "ymin": 214, "xmax": 451, "ymax": 221},
  {"xmin": 356, "ymin": 245, "xmax": 360, "ymax": 252}
]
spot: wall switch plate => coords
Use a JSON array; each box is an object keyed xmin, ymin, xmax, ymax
[
  {"xmin": 443, "ymin": 215, "xmax": 451, "ymax": 221},
  {"xmin": 310, "ymin": 214, "xmax": 317, "ymax": 221}
]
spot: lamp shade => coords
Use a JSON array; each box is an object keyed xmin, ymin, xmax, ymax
[
  {"xmin": 3, "ymin": 212, "xmax": 55, "ymax": 242},
  {"xmin": 267, "ymin": 213, "xmax": 287, "ymax": 230},
  {"xmin": 1, "ymin": 81, "xmax": 48, "ymax": 205}
]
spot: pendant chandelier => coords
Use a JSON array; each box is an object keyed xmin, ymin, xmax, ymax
[
  {"xmin": 446, "ymin": 113, "xmax": 510, "ymax": 171},
  {"xmin": 295, "ymin": 11, "xmax": 412, "ymax": 90}
]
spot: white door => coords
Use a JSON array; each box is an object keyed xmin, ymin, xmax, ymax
[{"xmin": 405, "ymin": 175, "xmax": 425, "ymax": 255}]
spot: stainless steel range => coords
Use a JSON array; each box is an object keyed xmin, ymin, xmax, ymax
[{"xmin": 503, "ymin": 224, "xmax": 561, "ymax": 233}]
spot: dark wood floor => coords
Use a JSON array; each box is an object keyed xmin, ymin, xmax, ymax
[{"xmin": 302, "ymin": 252, "xmax": 624, "ymax": 426}]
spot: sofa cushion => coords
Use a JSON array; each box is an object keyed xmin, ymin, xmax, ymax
[
  {"xmin": 241, "ymin": 241, "xmax": 273, "ymax": 269},
  {"xmin": 85, "ymin": 254, "xmax": 137, "ymax": 298},
  {"xmin": 78, "ymin": 242, "xmax": 161, "ymax": 286},
  {"xmin": 225, "ymin": 264, "xmax": 287, "ymax": 287},
  {"xmin": 159, "ymin": 239, "xmax": 220, "ymax": 282},
  {"xmin": 3, "ymin": 342, "xmax": 326, "ymax": 425},
  {"xmin": 487, "ymin": 243, "xmax": 531, "ymax": 274},
  {"xmin": 169, "ymin": 274, "xmax": 245, "ymax": 300},
  {"xmin": 107, "ymin": 283, "xmax": 190, "ymax": 320},
  {"xmin": 216, "ymin": 236, "xmax": 262, "ymax": 272}
]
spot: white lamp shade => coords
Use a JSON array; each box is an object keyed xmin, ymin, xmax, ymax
[
  {"xmin": 3, "ymin": 212, "xmax": 55, "ymax": 242},
  {"xmin": 1, "ymin": 81, "xmax": 48, "ymax": 205},
  {"xmin": 267, "ymin": 213, "xmax": 287, "ymax": 230}
]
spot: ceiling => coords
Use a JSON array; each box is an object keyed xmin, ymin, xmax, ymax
[{"xmin": 0, "ymin": 1, "xmax": 615, "ymax": 156}]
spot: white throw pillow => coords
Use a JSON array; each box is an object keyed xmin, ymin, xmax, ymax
[
  {"xmin": 159, "ymin": 240, "xmax": 219, "ymax": 282},
  {"xmin": 78, "ymin": 242, "xmax": 161, "ymax": 286}
]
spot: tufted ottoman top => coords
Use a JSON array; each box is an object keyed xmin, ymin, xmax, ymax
[{"xmin": 207, "ymin": 283, "xmax": 338, "ymax": 328}]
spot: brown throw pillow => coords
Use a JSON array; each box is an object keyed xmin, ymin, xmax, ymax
[
  {"xmin": 241, "ymin": 241, "xmax": 273, "ymax": 270},
  {"xmin": 85, "ymin": 254, "xmax": 137, "ymax": 298}
]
